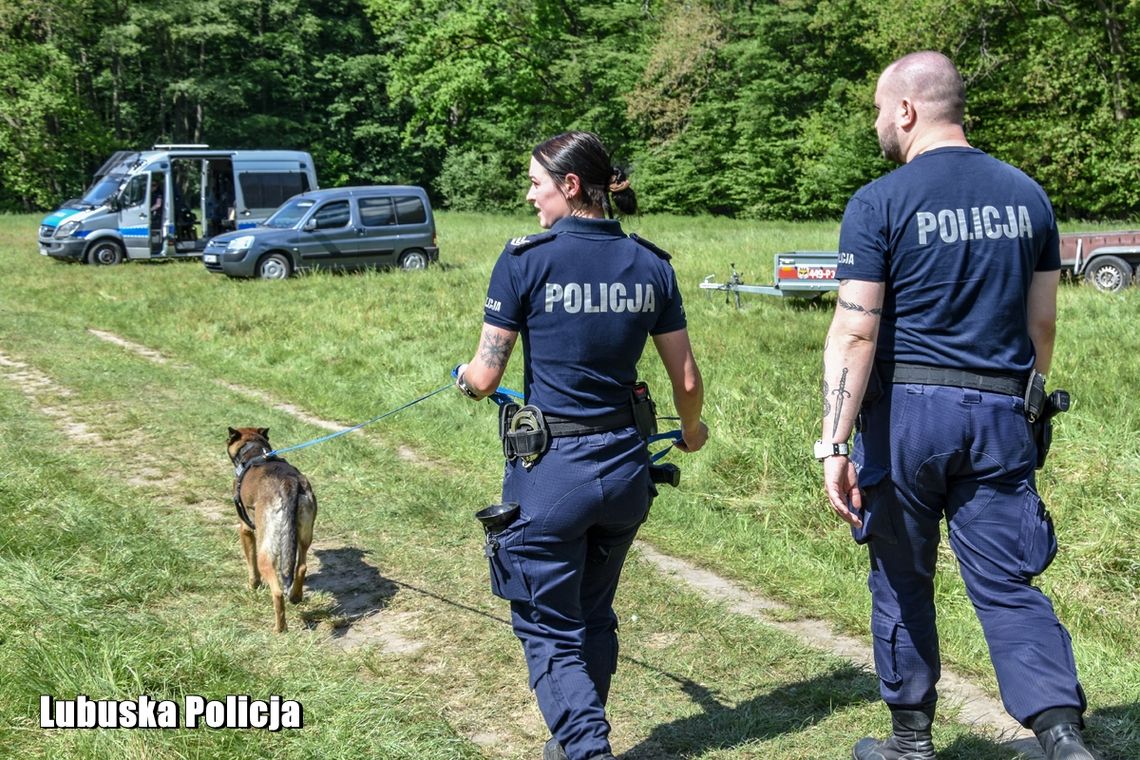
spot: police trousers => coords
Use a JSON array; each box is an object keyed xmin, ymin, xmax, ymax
[
  {"xmin": 852, "ymin": 383, "xmax": 1086, "ymax": 727},
  {"xmin": 490, "ymin": 426, "xmax": 649, "ymax": 760}
]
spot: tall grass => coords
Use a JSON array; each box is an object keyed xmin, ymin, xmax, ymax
[{"xmin": 1, "ymin": 211, "xmax": 1137, "ymax": 758}]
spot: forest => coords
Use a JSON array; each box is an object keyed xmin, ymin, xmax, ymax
[{"xmin": 2, "ymin": 0, "xmax": 1138, "ymax": 219}]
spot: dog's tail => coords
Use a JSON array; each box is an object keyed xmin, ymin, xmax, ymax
[{"xmin": 267, "ymin": 480, "xmax": 299, "ymax": 593}]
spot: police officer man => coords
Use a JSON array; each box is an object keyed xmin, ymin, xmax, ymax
[
  {"xmin": 457, "ymin": 131, "xmax": 708, "ymax": 760},
  {"xmin": 819, "ymin": 52, "xmax": 1092, "ymax": 760}
]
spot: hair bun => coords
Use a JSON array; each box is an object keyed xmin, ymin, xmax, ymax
[{"xmin": 608, "ymin": 167, "xmax": 630, "ymax": 194}]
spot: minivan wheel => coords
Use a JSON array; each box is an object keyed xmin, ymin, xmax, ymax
[
  {"xmin": 257, "ymin": 253, "xmax": 292, "ymax": 280},
  {"xmin": 398, "ymin": 250, "xmax": 429, "ymax": 270},
  {"xmin": 87, "ymin": 240, "xmax": 125, "ymax": 266}
]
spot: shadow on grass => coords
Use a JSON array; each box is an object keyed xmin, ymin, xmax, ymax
[
  {"xmin": 619, "ymin": 661, "xmax": 877, "ymax": 759},
  {"xmin": 302, "ymin": 546, "xmax": 399, "ymax": 638},
  {"xmin": 618, "ymin": 659, "xmax": 1053, "ymax": 760},
  {"xmin": 1083, "ymin": 702, "xmax": 1139, "ymax": 760}
]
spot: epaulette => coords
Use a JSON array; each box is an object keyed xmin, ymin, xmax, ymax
[
  {"xmin": 629, "ymin": 233, "xmax": 672, "ymax": 261},
  {"xmin": 505, "ymin": 231, "xmax": 557, "ymax": 255}
]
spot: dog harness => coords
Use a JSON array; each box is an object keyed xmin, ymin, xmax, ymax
[{"xmin": 231, "ymin": 442, "xmax": 277, "ymax": 531}]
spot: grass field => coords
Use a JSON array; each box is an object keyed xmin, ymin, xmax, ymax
[{"xmin": 0, "ymin": 211, "xmax": 1137, "ymax": 759}]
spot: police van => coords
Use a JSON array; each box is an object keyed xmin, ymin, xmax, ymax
[{"xmin": 38, "ymin": 146, "xmax": 319, "ymax": 265}]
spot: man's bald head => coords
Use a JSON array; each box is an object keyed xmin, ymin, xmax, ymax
[{"xmin": 880, "ymin": 51, "xmax": 965, "ymax": 126}]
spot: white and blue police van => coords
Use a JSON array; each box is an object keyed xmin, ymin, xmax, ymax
[{"xmin": 38, "ymin": 146, "xmax": 319, "ymax": 265}]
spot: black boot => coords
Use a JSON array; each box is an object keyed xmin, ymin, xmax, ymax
[
  {"xmin": 852, "ymin": 707, "xmax": 936, "ymax": 760},
  {"xmin": 1032, "ymin": 707, "xmax": 1094, "ymax": 760},
  {"xmin": 542, "ymin": 738, "xmax": 568, "ymax": 760},
  {"xmin": 1037, "ymin": 724, "xmax": 1094, "ymax": 759}
]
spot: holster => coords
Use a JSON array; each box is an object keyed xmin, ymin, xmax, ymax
[
  {"xmin": 1031, "ymin": 388, "xmax": 1071, "ymax": 469},
  {"xmin": 631, "ymin": 381, "xmax": 658, "ymax": 440}
]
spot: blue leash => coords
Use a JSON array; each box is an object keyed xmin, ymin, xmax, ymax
[
  {"xmin": 265, "ymin": 369, "xmax": 686, "ymax": 462},
  {"xmin": 266, "ymin": 382, "xmax": 454, "ymax": 458}
]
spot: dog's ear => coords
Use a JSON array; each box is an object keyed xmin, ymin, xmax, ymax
[
  {"xmin": 257, "ymin": 427, "xmax": 270, "ymax": 441},
  {"xmin": 227, "ymin": 427, "xmax": 242, "ymax": 444}
]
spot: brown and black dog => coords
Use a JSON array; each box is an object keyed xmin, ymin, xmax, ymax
[{"xmin": 227, "ymin": 427, "xmax": 317, "ymax": 633}]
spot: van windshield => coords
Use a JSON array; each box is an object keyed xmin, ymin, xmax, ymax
[
  {"xmin": 80, "ymin": 174, "xmax": 129, "ymax": 207},
  {"xmin": 264, "ymin": 197, "xmax": 316, "ymax": 228}
]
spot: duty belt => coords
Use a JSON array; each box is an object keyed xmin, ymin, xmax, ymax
[
  {"xmin": 543, "ymin": 408, "xmax": 635, "ymax": 437},
  {"xmin": 500, "ymin": 405, "xmax": 635, "ymax": 468},
  {"xmin": 882, "ymin": 362, "xmax": 1028, "ymax": 396}
]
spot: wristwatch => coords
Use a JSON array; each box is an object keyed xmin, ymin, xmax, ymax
[
  {"xmin": 456, "ymin": 372, "xmax": 482, "ymax": 400},
  {"xmin": 814, "ymin": 439, "xmax": 850, "ymax": 461}
]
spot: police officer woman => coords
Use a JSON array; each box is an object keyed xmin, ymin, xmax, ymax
[{"xmin": 456, "ymin": 131, "xmax": 708, "ymax": 760}]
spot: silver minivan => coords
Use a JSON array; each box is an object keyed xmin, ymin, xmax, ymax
[
  {"xmin": 38, "ymin": 146, "xmax": 319, "ymax": 265},
  {"xmin": 201, "ymin": 185, "xmax": 439, "ymax": 279}
]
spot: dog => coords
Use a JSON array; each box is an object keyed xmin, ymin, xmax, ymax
[{"xmin": 227, "ymin": 427, "xmax": 317, "ymax": 633}]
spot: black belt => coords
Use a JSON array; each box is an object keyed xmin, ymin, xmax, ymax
[
  {"xmin": 883, "ymin": 362, "xmax": 1027, "ymax": 396},
  {"xmin": 543, "ymin": 408, "xmax": 635, "ymax": 437}
]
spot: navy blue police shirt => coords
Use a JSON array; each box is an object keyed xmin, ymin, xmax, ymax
[
  {"xmin": 837, "ymin": 147, "xmax": 1060, "ymax": 375},
  {"xmin": 483, "ymin": 216, "xmax": 686, "ymax": 418}
]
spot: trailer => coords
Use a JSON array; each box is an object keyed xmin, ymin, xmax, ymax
[
  {"xmin": 1059, "ymin": 230, "xmax": 1140, "ymax": 293},
  {"xmin": 700, "ymin": 251, "xmax": 838, "ymax": 307}
]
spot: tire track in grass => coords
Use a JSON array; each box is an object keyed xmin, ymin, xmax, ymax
[{"xmin": 78, "ymin": 330, "xmax": 1048, "ymax": 758}]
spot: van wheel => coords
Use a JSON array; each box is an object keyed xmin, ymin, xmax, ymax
[
  {"xmin": 257, "ymin": 253, "xmax": 292, "ymax": 280},
  {"xmin": 1084, "ymin": 255, "xmax": 1133, "ymax": 293},
  {"xmin": 87, "ymin": 240, "xmax": 125, "ymax": 266},
  {"xmin": 398, "ymin": 250, "xmax": 429, "ymax": 270}
]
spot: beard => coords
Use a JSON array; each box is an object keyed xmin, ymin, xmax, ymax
[{"xmin": 878, "ymin": 128, "xmax": 904, "ymax": 164}]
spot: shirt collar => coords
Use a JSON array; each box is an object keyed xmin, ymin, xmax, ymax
[{"xmin": 550, "ymin": 216, "xmax": 624, "ymax": 236}]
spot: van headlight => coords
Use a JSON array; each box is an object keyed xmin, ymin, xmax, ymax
[
  {"xmin": 226, "ymin": 235, "xmax": 255, "ymax": 253},
  {"xmin": 56, "ymin": 220, "xmax": 81, "ymax": 238}
]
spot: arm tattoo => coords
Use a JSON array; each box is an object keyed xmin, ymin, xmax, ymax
[
  {"xmin": 478, "ymin": 329, "xmax": 515, "ymax": 370},
  {"xmin": 838, "ymin": 297, "xmax": 882, "ymax": 316},
  {"xmin": 831, "ymin": 367, "xmax": 850, "ymax": 438},
  {"xmin": 821, "ymin": 378, "xmax": 832, "ymax": 419}
]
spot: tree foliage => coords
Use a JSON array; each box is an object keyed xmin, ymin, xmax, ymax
[{"xmin": 1, "ymin": 0, "xmax": 1138, "ymax": 218}]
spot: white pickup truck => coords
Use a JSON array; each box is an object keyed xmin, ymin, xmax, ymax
[{"xmin": 701, "ymin": 231, "xmax": 1140, "ymax": 305}]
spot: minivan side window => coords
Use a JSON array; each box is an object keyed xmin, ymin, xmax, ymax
[
  {"xmin": 238, "ymin": 172, "xmax": 312, "ymax": 210},
  {"xmin": 393, "ymin": 196, "xmax": 427, "ymax": 225},
  {"xmin": 358, "ymin": 197, "xmax": 395, "ymax": 227},
  {"xmin": 312, "ymin": 200, "xmax": 350, "ymax": 229}
]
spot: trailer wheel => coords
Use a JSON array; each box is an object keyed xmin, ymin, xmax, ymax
[
  {"xmin": 256, "ymin": 253, "xmax": 292, "ymax": 280},
  {"xmin": 1084, "ymin": 255, "xmax": 1134, "ymax": 293},
  {"xmin": 87, "ymin": 240, "xmax": 125, "ymax": 266}
]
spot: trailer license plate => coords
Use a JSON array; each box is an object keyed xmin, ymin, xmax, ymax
[{"xmin": 203, "ymin": 254, "xmax": 218, "ymax": 264}]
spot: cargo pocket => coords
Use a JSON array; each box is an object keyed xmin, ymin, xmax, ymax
[
  {"xmin": 487, "ymin": 523, "xmax": 531, "ymax": 603},
  {"xmin": 851, "ymin": 465, "xmax": 898, "ymax": 546},
  {"xmin": 1017, "ymin": 489, "xmax": 1058, "ymax": 578},
  {"xmin": 871, "ymin": 615, "xmax": 903, "ymax": 687}
]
